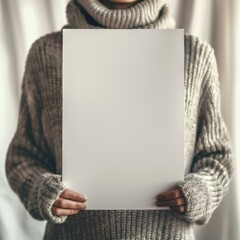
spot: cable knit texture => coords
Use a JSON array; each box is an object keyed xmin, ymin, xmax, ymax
[{"xmin": 5, "ymin": 0, "xmax": 234, "ymax": 239}]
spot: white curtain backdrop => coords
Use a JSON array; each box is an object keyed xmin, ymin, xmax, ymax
[{"xmin": 0, "ymin": 1, "xmax": 239, "ymax": 239}]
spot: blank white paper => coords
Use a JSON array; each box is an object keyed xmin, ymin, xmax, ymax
[{"xmin": 62, "ymin": 29, "xmax": 184, "ymax": 210}]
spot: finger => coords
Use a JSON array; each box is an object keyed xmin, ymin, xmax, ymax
[
  {"xmin": 53, "ymin": 198, "xmax": 87, "ymax": 210},
  {"xmin": 51, "ymin": 206, "xmax": 80, "ymax": 217},
  {"xmin": 156, "ymin": 188, "xmax": 183, "ymax": 201},
  {"xmin": 156, "ymin": 197, "xmax": 186, "ymax": 207},
  {"xmin": 170, "ymin": 205, "xmax": 186, "ymax": 213},
  {"xmin": 60, "ymin": 189, "xmax": 87, "ymax": 202}
]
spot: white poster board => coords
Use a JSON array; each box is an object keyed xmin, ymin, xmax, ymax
[{"xmin": 63, "ymin": 29, "xmax": 184, "ymax": 210}]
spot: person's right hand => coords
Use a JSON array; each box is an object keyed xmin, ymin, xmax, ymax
[{"xmin": 51, "ymin": 189, "xmax": 87, "ymax": 217}]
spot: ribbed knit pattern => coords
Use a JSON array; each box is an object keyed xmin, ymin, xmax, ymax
[
  {"xmin": 68, "ymin": 0, "xmax": 175, "ymax": 29},
  {"xmin": 5, "ymin": 0, "xmax": 234, "ymax": 239}
]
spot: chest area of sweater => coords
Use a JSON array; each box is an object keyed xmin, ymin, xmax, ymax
[
  {"xmin": 40, "ymin": 56, "xmax": 201, "ymax": 121},
  {"xmin": 40, "ymin": 53, "xmax": 202, "ymax": 170}
]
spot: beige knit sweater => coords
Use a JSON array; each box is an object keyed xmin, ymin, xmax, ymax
[{"xmin": 5, "ymin": 0, "xmax": 234, "ymax": 239}]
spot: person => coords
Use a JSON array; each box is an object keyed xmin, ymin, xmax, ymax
[{"xmin": 5, "ymin": 0, "xmax": 234, "ymax": 239}]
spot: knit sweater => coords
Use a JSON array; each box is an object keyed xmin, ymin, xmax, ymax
[{"xmin": 5, "ymin": 0, "xmax": 234, "ymax": 239}]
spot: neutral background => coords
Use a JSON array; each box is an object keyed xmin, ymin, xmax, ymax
[{"xmin": 0, "ymin": 0, "xmax": 239, "ymax": 239}]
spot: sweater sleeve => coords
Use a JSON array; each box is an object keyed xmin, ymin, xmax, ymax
[
  {"xmin": 5, "ymin": 40, "xmax": 67, "ymax": 224},
  {"xmin": 177, "ymin": 47, "xmax": 234, "ymax": 225}
]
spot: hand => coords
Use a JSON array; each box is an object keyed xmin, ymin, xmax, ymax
[
  {"xmin": 51, "ymin": 189, "xmax": 87, "ymax": 217},
  {"xmin": 155, "ymin": 187, "xmax": 186, "ymax": 213}
]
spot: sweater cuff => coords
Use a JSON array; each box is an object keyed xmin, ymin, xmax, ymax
[
  {"xmin": 177, "ymin": 173, "xmax": 211, "ymax": 225},
  {"xmin": 38, "ymin": 173, "xmax": 67, "ymax": 224}
]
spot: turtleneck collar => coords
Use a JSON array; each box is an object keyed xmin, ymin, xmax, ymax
[{"xmin": 66, "ymin": 0, "xmax": 175, "ymax": 29}]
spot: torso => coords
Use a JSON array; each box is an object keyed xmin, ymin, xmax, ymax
[{"xmin": 34, "ymin": 29, "xmax": 210, "ymax": 240}]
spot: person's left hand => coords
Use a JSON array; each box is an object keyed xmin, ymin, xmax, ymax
[{"xmin": 155, "ymin": 187, "xmax": 186, "ymax": 213}]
